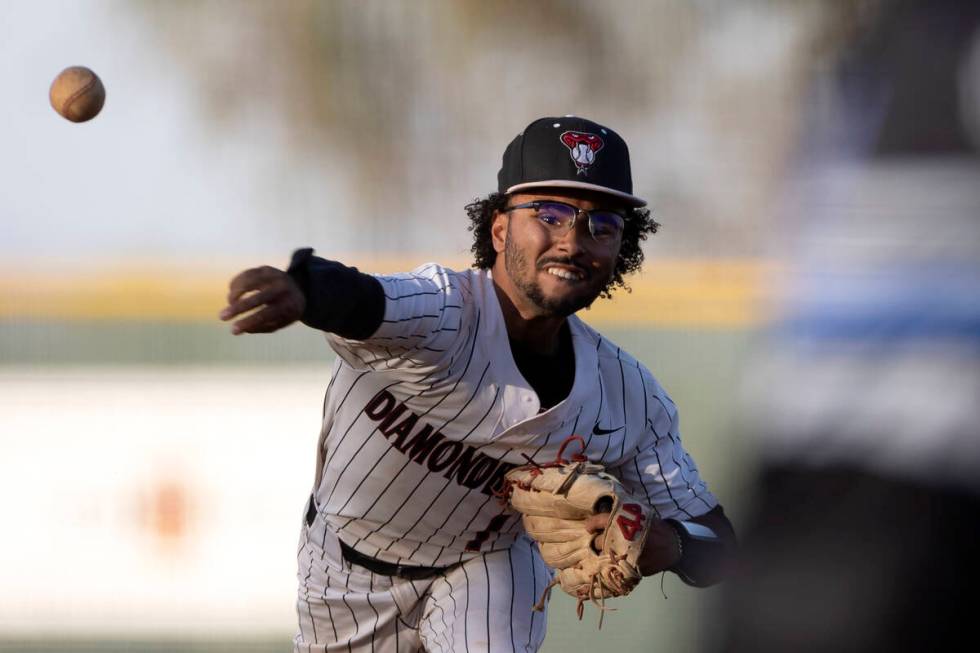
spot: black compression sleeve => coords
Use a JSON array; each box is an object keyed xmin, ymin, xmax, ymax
[
  {"xmin": 666, "ymin": 505, "xmax": 736, "ymax": 588},
  {"xmin": 285, "ymin": 247, "xmax": 386, "ymax": 339}
]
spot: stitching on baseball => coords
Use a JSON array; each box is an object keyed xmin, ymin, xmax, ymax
[{"xmin": 62, "ymin": 75, "xmax": 97, "ymax": 120}]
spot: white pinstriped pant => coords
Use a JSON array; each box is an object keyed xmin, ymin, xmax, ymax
[{"xmin": 294, "ymin": 520, "xmax": 552, "ymax": 652}]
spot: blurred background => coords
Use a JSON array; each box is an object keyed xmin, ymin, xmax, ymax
[{"xmin": 2, "ymin": 1, "xmax": 975, "ymax": 652}]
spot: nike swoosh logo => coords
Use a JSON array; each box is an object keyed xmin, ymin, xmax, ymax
[{"xmin": 592, "ymin": 423, "xmax": 624, "ymax": 436}]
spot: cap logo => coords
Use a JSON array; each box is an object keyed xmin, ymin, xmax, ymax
[{"xmin": 560, "ymin": 131, "xmax": 604, "ymax": 175}]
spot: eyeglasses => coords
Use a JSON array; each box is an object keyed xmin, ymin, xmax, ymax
[{"xmin": 503, "ymin": 200, "xmax": 625, "ymax": 244}]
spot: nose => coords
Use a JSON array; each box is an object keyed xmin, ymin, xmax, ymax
[{"xmin": 554, "ymin": 213, "xmax": 592, "ymax": 255}]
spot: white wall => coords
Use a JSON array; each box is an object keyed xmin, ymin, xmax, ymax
[{"xmin": 0, "ymin": 367, "xmax": 329, "ymax": 636}]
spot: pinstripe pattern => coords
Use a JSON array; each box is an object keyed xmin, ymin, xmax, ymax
[
  {"xmin": 417, "ymin": 535, "xmax": 549, "ymax": 653},
  {"xmin": 340, "ymin": 354, "xmax": 490, "ymax": 545},
  {"xmin": 297, "ymin": 517, "xmax": 429, "ymax": 653},
  {"xmin": 296, "ymin": 530, "xmax": 549, "ymax": 652},
  {"xmin": 295, "ymin": 263, "xmax": 717, "ymax": 651}
]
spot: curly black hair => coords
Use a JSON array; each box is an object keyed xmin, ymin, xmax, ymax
[{"xmin": 465, "ymin": 192, "xmax": 660, "ymax": 299}]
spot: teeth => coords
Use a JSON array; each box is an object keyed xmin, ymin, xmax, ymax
[{"xmin": 546, "ymin": 267, "xmax": 581, "ymax": 281}]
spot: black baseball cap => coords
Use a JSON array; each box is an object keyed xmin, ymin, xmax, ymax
[{"xmin": 497, "ymin": 115, "xmax": 647, "ymax": 207}]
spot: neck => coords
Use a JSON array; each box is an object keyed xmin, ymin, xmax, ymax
[{"xmin": 491, "ymin": 269, "xmax": 567, "ymax": 355}]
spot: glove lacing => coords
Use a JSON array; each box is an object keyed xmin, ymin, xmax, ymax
[{"xmin": 522, "ymin": 435, "xmax": 622, "ymax": 627}]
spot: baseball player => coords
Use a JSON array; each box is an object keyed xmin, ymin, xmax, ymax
[{"xmin": 220, "ymin": 116, "xmax": 736, "ymax": 653}]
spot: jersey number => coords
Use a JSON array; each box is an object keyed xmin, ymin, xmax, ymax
[{"xmin": 616, "ymin": 503, "xmax": 645, "ymax": 541}]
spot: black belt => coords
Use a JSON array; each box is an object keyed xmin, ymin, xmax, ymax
[{"xmin": 339, "ymin": 540, "xmax": 448, "ymax": 580}]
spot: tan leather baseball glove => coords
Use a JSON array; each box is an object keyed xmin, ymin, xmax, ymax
[{"xmin": 501, "ymin": 436, "xmax": 654, "ymax": 625}]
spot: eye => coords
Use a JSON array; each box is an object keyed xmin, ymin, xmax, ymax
[
  {"xmin": 536, "ymin": 208, "xmax": 564, "ymax": 227},
  {"xmin": 589, "ymin": 212, "xmax": 624, "ymax": 240},
  {"xmin": 534, "ymin": 202, "xmax": 577, "ymax": 229}
]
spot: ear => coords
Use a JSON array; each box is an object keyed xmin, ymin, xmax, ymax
[{"xmin": 491, "ymin": 211, "xmax": 508, "ymax": 254}]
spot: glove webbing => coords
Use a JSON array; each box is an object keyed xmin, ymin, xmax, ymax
[{"xmin": 496, "ymin": 434, "xmax": 589, "ymax": 504}]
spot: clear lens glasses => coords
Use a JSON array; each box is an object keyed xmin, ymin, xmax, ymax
[{"xmin": 506, "ymin": 201, "xmax": 625, "ymax": 244}]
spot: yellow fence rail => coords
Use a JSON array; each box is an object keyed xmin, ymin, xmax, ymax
[{"xmin": 0, "ymin": 258, "xmax": 776, "ymax": 328}]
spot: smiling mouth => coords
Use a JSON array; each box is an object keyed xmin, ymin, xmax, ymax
[{"xmin": 543, "ymin": 266, "xmax": 586, "ymax": 281}]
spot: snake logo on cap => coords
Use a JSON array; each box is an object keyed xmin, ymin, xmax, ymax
[{"xmin": 560, "ymin": 131, "xmax": 604, "ymax": 175}]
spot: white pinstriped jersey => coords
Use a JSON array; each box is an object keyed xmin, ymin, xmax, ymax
[{"xmin": 309, "ymin": 263, "xmax": 717, "ymax": 568}]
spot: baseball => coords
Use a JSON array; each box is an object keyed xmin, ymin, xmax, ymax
[{"xmin": 49, "ymin": 66, "xmax": 105, "ymax": 123}]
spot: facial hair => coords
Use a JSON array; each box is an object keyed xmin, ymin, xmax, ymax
[{"xmin": 503, "ymin": 222, "xmax": 606, "ymax": 318}]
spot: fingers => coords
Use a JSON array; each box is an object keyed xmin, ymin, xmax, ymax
[
  {"xmin": 584, "ymin": 511, "xmax": 611, "ymax": 533},
  {"xmin": 585, "ymin": 511, "xmax": 612, "ymax": 550},
  {"xmin": 219, "ymin": 266, "xmax": 305, "ymax": 335},
  {"xmin": 222, "ymin": 285, "xmax": 285, "ymax": 322},
  {"xmin": 228, "ymin": 304, "xmax": 291, "ymax": 335},
  {"xmin": 225, "ymin": 266, "xmax": 282, "ymax": 306}
]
